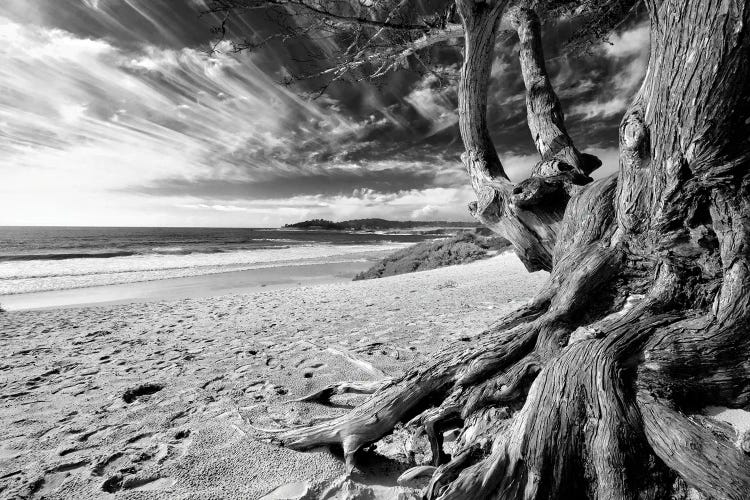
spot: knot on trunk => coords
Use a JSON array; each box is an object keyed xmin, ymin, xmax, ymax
[
  {"xmin": 532, "ymin": 158, "xmax": 573, "ymax": 178},
  {"xmin": 531, "ymin": 157, "xmax": 598, "ymax": 186},
  {"xmin": 469, "ymin": 184, "xmax": 502, "ymax": 219},
  {"xmin": 620, "ymin": 109, "xmax": 650, "ymax": 169},
  {"xmin": 511, "ymin": 176, "xmax": 569, "ymax": 208}
]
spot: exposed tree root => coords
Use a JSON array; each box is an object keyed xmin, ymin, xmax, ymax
[
  {"xmin": 424, "ymin": 442, "xmax": 485, "ymax": 499},
  {"xmin": 294, "ymin": 380, "xmax": 388, "ymax": 404},
  {"xmin": 276, "ymin": 304, "xmax": 544, "ymax": 473},
  {"xmin": 274, "ymin": 288, "xmax": 750, "ymax": 499},
  {"xmin": 404, "ymin": 392, "xmax": 463, "ymax": 464},
  {"xmin": 427, "ymin": 314, "xmax": 675, "ymax": 499},
  {"xmin": 638, "ymin": 392, "xmax": 750, "ymax": 499},
  {"xmin": 635, "ymin": 312, "xmax": 750, "ymax": 499},
  {"xmin": 460, "ymin": 354, "xmax": 539, "ymax": 417}
]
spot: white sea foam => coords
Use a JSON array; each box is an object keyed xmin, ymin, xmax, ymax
[{"xmin": 0, "ymin": 243, "xmax": 407, "ymax": 295}]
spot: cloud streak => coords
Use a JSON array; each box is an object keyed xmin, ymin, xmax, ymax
[
  {"xmin": 0, "ymin": 13, "xmax": 367, "ymax": 224},
  {"xmin": 0, "ymin": 3, "xmax": 649, "ymax": 227}
]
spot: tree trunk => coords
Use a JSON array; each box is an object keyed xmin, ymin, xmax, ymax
[
  {"xmin": 273, "ymin": 1, "xmax": 750, "ymax": 498},
  {"xmin": 509, "ymin": 7, "xmax": 600, "ymax": 181},
  {"xmin": 463, "ymin": 4, "xmax": 602, "ymax": 272}
]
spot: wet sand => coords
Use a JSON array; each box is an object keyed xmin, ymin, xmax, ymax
[
  {"xmin": 0, "ymin": 253, "xmax": 548, "ymax": 499},
  {"xmin": 0, "ymin": 261, "xmax": 374, "ymax": 311}
]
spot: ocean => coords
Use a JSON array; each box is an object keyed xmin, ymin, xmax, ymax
[{"xmin": 0, "ymin": 226, "xmax": 438, "ymax": 304}]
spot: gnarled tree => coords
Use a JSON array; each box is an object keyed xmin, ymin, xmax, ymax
[{"xmin": 207, "ymin": 0, "xmax": 750, "ymax": 497}]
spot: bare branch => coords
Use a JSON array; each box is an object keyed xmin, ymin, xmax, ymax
[{"xmin": 202, "ymin": 0, "xmax": 442, "ymax": 32}]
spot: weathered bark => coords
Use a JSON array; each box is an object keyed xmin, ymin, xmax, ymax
[
  {"xmin": 271, "ymin": 1, "xmax": 750, "ymax": 498},
  {"xmin": 464, "ymin": 4, "xmax": 600, "ymax": 272},
  {"xmin": 293, "ymin": 380, "xmax": 387, "ymax": 403},
  {"xmin": 509, "ymin": 7, "xmax": 600, "ymax": 181},
  {"xmin": 457, "ymin": 0, "xmax": 508, "ymax": 184}
]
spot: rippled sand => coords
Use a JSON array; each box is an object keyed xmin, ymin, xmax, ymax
[{"xmin": 0, "ymin": 253, "xmax": 547, "ymax": 499}]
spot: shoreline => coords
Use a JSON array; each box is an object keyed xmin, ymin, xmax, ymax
[
  {"xmin": 0, "ymin": 260, "xmax": 377, "ymax": 311},
  {"xmin": 0, "ymin": 254, "xmax": 549, "ymax": 499},
  {"xmin": 0, "ymin": 244, "xmax": 405, "ymax": 297}
]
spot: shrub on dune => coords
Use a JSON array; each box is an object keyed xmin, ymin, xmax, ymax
[{"xmin": 354, "ymin": 232, "xmax": 510, "ymax": 280}]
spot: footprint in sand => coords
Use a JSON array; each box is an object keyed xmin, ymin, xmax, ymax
[
  {"xmin": 98, "ymin": 427, "xmax": 190, "ymax": 493},
  {"xmin": 231, "ymin": 364, "xmax": 254, "ymax": 380},
  {"xmin": 166, "ymin": 429, "xmax": 193, "ymax": 461},
  {"xmin": 91, "ymin": 452, "xmax": 124, "ymax": 477},
  {"xmin": 125, "ymin": 476, "xmax": 177, "ymax": 491},
  {"xmin": 122, "ymin": 383, "xmax": 164, "ymax": 403},
  {"xmin": 26, "ymin": 460, "xmax": 90, "ymax": 499},
  {"xmin": 201, "ymin": 376, "xmax": 226, "ymax": 392},
  {"xmin": 125, "ymin": 431, "xmax": 154, "ymax": 445}
]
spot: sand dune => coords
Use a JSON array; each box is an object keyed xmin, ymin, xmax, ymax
[{"xmin": 0, "ymin": 253, "xmax": 547, "ymax": 499}]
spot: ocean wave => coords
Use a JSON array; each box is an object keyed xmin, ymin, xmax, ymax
[
  {"xmin": 0, "ymin": 243, "xmax": 410, "ymax": 285},
  {"xmin": 0, "ymin": 243, "xmax": 300, "ymax": 262},
  {"xmin": 0, "ymin": 251, "xmax": 138, "ymax": 261},
  {"xmin": 0, "ymin": 251, "xmax": 397, "ymax": 295}
]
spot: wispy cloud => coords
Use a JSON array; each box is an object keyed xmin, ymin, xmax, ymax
[
  {"xmin": 567, "ymin": 23, "xmax": 649, "ymax": 121},
  {"xmin": 131, "ymin": 160, "xmax": 456, "ymax": 200},
  {"xmin": 0, "ymin": 3, "xmax": 648, "ymax": 227},
  {"xmin": 0, "ymin": 15, "xmax": 365, "ymax": 225}
]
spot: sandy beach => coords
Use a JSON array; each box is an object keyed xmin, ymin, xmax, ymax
[{"xmin": 0, "ymin": 253, "xmax": 547, "ymax": 499}]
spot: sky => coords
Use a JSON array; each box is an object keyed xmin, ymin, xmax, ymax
[{"xmin": 0, "ymin": 0, "xmax": 649, "ymax": 227}]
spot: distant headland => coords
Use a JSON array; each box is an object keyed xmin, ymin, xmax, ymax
[{"xmin": 283, "ymin": 218, "xmax": 479, "ymax": 231}]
